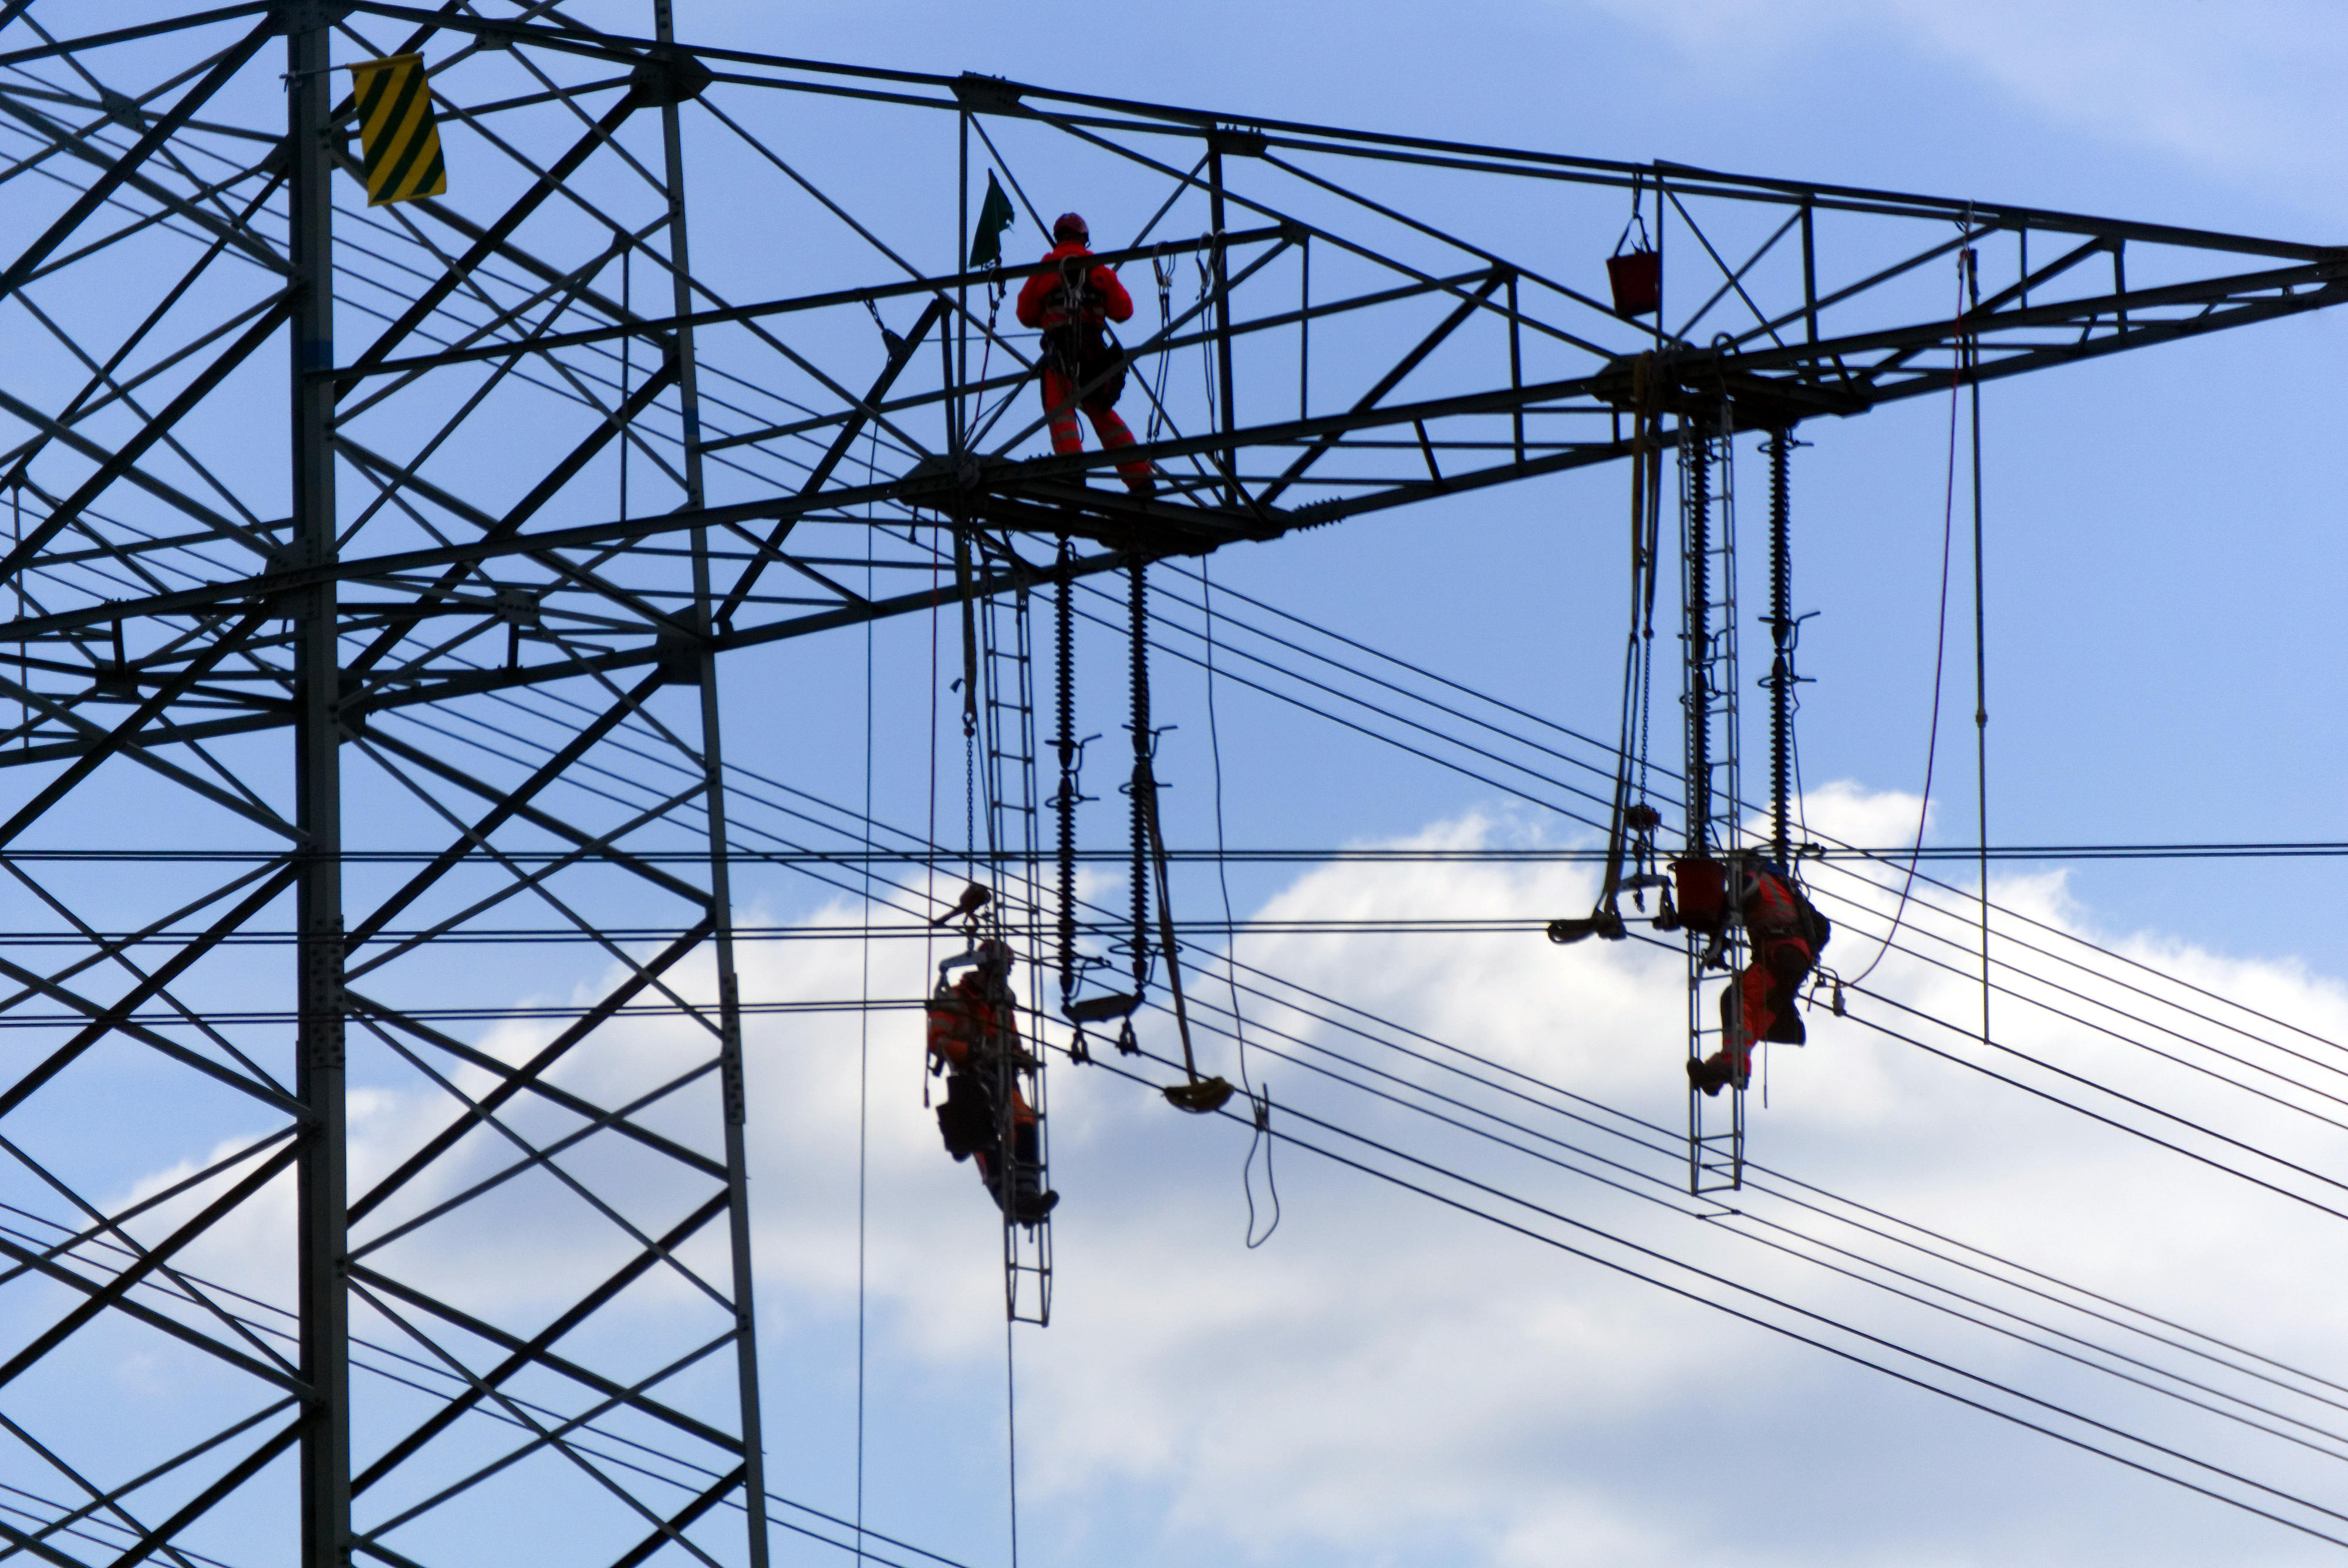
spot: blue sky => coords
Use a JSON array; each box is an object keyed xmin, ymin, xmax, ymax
[
  {"xmin": 11, "ymin": 4, "xmax": 2348, "ymax": 1566},
  {"xmin": 602, "ymin": 5, "xmax": 2348, "ymax": 1567}
]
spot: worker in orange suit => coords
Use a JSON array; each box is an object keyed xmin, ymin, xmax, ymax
[
  {"xmin": 927, "ymin": 939, "xmax": 1058, "ymax": 1222},
  {"xmin": 1014, "ymin": 212, "xmax": 1156, "ymax": 494},
  {"xmin": 1689, "ymin": 856, "xmax": 1826, "ymax": 1096}
]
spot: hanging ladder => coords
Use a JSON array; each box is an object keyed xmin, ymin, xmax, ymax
[
  {"xmin": 974, "ymin": 544, "xmax": 1052, "ymax": 1324},
  {"xmin": 1681, "ymin": 405, "xmax": 1745, "ymax": 1196}
]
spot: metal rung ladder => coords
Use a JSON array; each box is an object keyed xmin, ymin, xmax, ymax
[
  {"xmin": 975, "ymin": 549, "xmax": 1052, "ymax": 1323},
  {"xmin": 1681, "ymin": 408, "xmax": 1746, "ymax": 1196}
]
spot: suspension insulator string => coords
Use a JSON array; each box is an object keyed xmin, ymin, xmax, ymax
[{"xmin": 1685, "ymin": 418, "xmax": 1713, "ymax": 852}]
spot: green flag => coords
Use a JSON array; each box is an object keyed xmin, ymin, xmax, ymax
[{"xmin": 969, "ymin": 171, "xmax": 1016, "ymax": 268}]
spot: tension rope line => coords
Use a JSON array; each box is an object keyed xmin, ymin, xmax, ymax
[
  {"xmin": 207, "ymin": 662, "xmax": 2348, "ymax": 1540},
  {"xmin": 376, "ymin": 551, "xmax": 2348, "ymax": 1314},
  {"xmin": 430, "ymin": 600, "xmax": 2348, "ymax": 1148},
  {"xmin": 423, "ymin": 638, "xmax": 2348, "ymax": 1483},
  {"xmin": 1068, "ymin": 579, "xmax": 2323, "ymax": 1125},
  {"xmin": 1127, "ymin": 904, "xmax": 2348, "ymax": 1437},
  {"xmin": 443, "ymin": 638, "xmax": 2348, "ymax": 1165},
  {"xmin": 1091, "ymin": 483, "xmax": 2348, "ymax": 1107},
  {"xmin": 1143, "ymin": 990, "xmax": 2348, "ymax": 1464},
  {"xmin": 1064, "ymin": 587, "xmax": 1619, "ymax": 828},
  {"xmin": 1085, "ymin": 868, "xmax": 2348, "ymax": 1446},
  {"xmin": 1803, "ymin": 867, "xmax": 2348, "ymax": 1125},
  {"xmin": 1143, "ymin": 571, "xmax": 1637, "ymax": 800},
  {"xmin": 1176, "ymin": 947, "xmax": 2348, "ymax": 1435},
  {"xmin": 1070, "ymin": 1047, "xmax": 2348, "ymax": 1553},
  {"xmin": 1808, "ymin": 970, "xmax": 2348, "ymax": 1229},
  {"xmin": 1745, "ymin": 1163, "xmax": 2348, "ymax": 1411}
]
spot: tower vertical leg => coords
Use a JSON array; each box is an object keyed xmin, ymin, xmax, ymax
[
  {"xmin": 656, "ymin": 1, "xmax": 771, "ymax": 1553},
  {"xmin": 286, "ymin": 11, "xmax": 349, "ymax": 1564}
]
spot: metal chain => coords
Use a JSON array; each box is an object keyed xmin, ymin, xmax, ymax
[
  {"xmin": 1054, "ymin": 537, "xmax": 1076, "ymax": 1002},
  {"xmin": 1128, "ymin": 561, "xmax": 1151, "ymax": 993}
]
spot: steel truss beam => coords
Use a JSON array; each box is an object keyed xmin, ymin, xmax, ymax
[{"xmin": 0, "ymin": 5, "xmax": 2337, "ymax": 1568}]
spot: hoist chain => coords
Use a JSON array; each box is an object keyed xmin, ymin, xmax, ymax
[
  {"xmin": 1767, "ymin": 431, "xmax": 1792, "ymax": 865},
  {"xmin": 1054, "ymin": 536, "xmax": 1077, "ymax": 1002},
  {"xmin": 1127, "ymin": 561, "xmax": 1152, "ymax": 993}
]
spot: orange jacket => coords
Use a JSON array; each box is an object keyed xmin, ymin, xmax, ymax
[
  {"xmin": 927, "ymin": 971, "xmax": 1019, "ymax": 1071},
  {"xmin": 1015, "ymin": 241, "xmax": 1135, "ymax": 331},
  {"xmin": 925, "ymin": 973, "xmax": 1037, "ymax": 1125},
  {"xmin": 1742, "ymin": 869, "xmax": 1801, "ymax": 939}
]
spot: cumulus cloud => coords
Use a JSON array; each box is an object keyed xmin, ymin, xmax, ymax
[{"xmin": 75, "ymin": 785, "xmax": 2348, "ymax": 1564}]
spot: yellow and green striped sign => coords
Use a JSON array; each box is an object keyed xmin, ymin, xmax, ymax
[{"xmin": 351, "ymin": 53, "xmax": 446, "ymax": 206}]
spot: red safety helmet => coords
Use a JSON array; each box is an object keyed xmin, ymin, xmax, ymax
[{"xmin": 1052, "ymin": 211, "xmax": 1089, "ymax": 243}]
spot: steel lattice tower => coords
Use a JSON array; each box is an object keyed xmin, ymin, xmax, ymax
[{"xmin": 0, "ymin": 5, "xmax": 2343, "ymax": 1567}]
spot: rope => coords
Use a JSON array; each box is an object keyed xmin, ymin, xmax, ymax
[
  {"xmin": 1203, "ymin": 556, "xmax": 1278, "ymax": 1245},
  {"xmin": 971, "ymin": 268, "xmax": 1007, "ymax": 434},
  {"xmin": 1847, "ymin": 241, "xmax": 1974, "ymax": 991},
  {"xmin": 1146, "ymin": 252, "xmax": 1174, "ymax": 446},
  {"xmin": 1004, "ymin": 1316, "xmax": 1020, "ymax": 1568},
  {"xmin": 1967, "ymin": 236, "xmax": 1991, "ymax": 1050}
]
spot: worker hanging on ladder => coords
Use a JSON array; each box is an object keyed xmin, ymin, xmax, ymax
[
  {"xmin": 927, "ymin": 935, "xmax": 1060, "ymax": 1222},
  {"xmin": 1016, "ymin": 213, "xmax": 1157, "ymax": 494},
  {"xmin": 1688, "ymin": 852, "xmax": 1831, "ymax": 1096}
]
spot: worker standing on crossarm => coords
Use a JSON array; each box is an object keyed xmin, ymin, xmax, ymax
[
  {"xmin": 1689, "ymin": 855, "xmax": 1829, "ymax": 1096},
  {"xmin": 1016, "ymin": 213, "xmax": 1156, "ymax": 494},
  {"xmin": 926, "ymin": 939, "xmax": 1058, "ymax": 1222}
]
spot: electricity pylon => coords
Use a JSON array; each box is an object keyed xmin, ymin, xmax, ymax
[{"xmin": 0, "ymin": 5, "xmax": 2340, "ymax": 1567}]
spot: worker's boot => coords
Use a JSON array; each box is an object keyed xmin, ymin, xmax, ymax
[
  {"xmin": 1000, "ymin": 1161, "xmax": 1059, "ymax": 1224},
  {"xmin": 1685, "ymin": 1054, "xmax": 1729, "ymax": 1097}
]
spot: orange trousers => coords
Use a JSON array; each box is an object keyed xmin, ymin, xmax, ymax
[
  {"xmin": 1722, "ymin": 936, "xmax": 1814, "ymax": 1072},
  {"xmin": 1043, "ymin": 367, "xmax": 1152, "ymax": 489}
]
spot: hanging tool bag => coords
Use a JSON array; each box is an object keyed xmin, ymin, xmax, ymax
[
  {"xmin": 1041, "ymin": 320, "xmax": 1127, "ymax": 409},
  {"xmin": 1669, "ymin": 858, "xmax": 1728, "ymax": 934},
  {"xmin": 935, "ymin": 1072, "xmax": 994, "ymax": 1162},
  {"xmin": 1791, "ymin": 884, "xmax": 1832, "ymax": 955}
]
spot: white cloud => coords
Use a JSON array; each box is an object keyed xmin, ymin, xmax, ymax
[{"xmin": 81, "ymin": 787, "xmax": 2348, "ymax": 1564}]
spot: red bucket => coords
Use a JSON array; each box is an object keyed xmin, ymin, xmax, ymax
[
  {"xmin": 1671, "ymin": 857, "xmax": 1726, "ymax": 933},
  {"xmin": 1607, "ymin": 249, "xmax": 1661, "ymax": 317}
]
